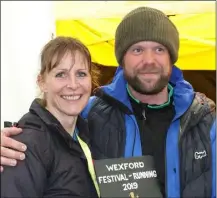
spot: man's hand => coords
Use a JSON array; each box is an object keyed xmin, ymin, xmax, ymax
[{"xmin": 1, "ymin": 127, "xmax": 27, "ymax": 172}]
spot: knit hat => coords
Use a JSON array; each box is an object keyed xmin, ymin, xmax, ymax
[{"xmin": 115, "ymin": 7, "xmax": 179, "ymax": 65}]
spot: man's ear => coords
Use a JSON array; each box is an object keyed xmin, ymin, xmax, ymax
[{"xmin": 37, "ymin": 74, "xmax": 48, "ymax": 93}]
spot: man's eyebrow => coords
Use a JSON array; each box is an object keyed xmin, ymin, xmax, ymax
[{"xmin": 130, "ymin": 44, "xmax": 143, "ymax": 48}]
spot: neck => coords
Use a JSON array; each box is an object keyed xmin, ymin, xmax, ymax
[
  {"xmin": 59, "ymin": 116, "xmax": 77, "ymax": 136},
  {"xmin": 128, "ymin": 85, "xmax": 169, "ymax": 105},
  {"xmin": 46, "ymin": 106, "xmax": 77, "ymax": 136}
]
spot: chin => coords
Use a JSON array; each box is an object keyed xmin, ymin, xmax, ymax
[
  {"xmin": 63, "ymin": 109, "xmax": 82, "ymax": 117},
  {"xmin": 65, "ymin": 112, "xmax": 80, "ymax": 117}
]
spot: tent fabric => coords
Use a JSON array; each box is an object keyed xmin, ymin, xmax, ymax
[
  {"xmin": 54, "ymin": 1, "xmax": 215, "ymax": 20},
  {"xmin": 56, "ymin": 12, "xmax": 215, "ymax": 70},
  {"xmin": 56, "ymin": 11, "xmax": 215, "ymax": 70}
]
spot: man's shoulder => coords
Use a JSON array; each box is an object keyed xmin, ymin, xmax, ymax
[
  {"xmin": 192, "ymin": 92, "xmax": 215, "ymax": 114},
  {"xmin": 82, "ymin": 95, "xmax": 112, "ymax": 118},
  {"xmin": 180, "ymin": 92, "xmax": 215, "ymax": 134},
  {"xmin": 81, "ymin": 96, "xmax": 99, "ymax": 118}
]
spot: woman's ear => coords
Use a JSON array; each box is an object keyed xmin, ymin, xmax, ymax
[{"xmin": 37, "ymin": 74, "xmax": 47, "ymax": 93}]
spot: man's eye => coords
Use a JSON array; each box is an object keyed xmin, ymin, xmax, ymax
[
  {"xmin": 132, "ymin": 48, "xmax": 143, "ymax": 54},
  {"xmin": 55, "ymin": 72, "xmax": 66, "ymax": 78},
  {"xmin": 156, "ymin": 47, "xmax": 165, "ymax": 53}
]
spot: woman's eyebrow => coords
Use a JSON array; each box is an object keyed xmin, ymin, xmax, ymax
[{"xmin": 54, "ymin": 68, "xmax": 68, "ymax": 71}]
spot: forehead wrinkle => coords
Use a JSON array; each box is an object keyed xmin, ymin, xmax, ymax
[{"xmin": 56, "ymin": 50, "xmax": 89, "ymax": 73}]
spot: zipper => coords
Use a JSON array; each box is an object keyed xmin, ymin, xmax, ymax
[
  {"xmin": 127, "ymin": 114, "xmax": 137, "ymax": 156},
  {"xmin": 142, "ymin": 109, "xmax": 147, "ymax": 120},
  {"xmin": 165, "ymin": 114, "xmax": 184, "ymax": 198},
  {"xmin": 127, "ymin": 112, "xmax": 142, "ymax": 156},
  {"xmin": 141, "ymin": 105, "xmax": 147, "ymax": 155},
  {"xmin": 141, "ymin": 108, "xmax": 147, "ymax": 155},
  {"xmin": 52, "ymin": 124, "xmax": 86, "ymax": 158},
  {"xmin": 164, "ymin": 148, "xmax": 168, "ymax": 198}
]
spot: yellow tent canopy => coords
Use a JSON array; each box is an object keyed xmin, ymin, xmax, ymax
[{"xmin": 55, "ymin": 1, "xmax": 215, "ymax": 70}]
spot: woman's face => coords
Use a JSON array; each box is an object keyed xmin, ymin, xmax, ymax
[{"xmin": 40, "ymin": 51, "xmax": 92, "ymax": 117}]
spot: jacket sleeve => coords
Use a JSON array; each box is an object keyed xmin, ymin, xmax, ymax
[
  {"xmin": 1, "ymin": 128, "xmax": 51, "ymax": 198},
  {"xmin": 211, "ymin": 121, "xmax": 216, "ymax": 198}
]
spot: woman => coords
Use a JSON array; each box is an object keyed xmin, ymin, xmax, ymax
[{"xmin": 1, "ymin": 36, "xmax": 99, "ymax": 198}]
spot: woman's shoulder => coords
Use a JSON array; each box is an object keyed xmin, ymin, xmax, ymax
[
  {"xmin": 14, "ymin": 111, "xmax": 52, "ymax": 148},
  {"xmin": 19, "ymin": 111, "xmax": 48, "ymax": 132}
]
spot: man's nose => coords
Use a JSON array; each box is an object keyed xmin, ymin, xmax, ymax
[{"xmin": 142, "ymin": 50, "xmax": 155, "ymax": 65}]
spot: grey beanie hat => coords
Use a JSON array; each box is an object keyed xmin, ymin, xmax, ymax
[{"xmin": 115, "ymin": 7, "xmax": 179, "ymax": 65}]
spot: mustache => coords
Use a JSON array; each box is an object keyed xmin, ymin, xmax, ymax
[{"xmin": 137, "ymin": 64, "xmax": 162, "ymax": 74}]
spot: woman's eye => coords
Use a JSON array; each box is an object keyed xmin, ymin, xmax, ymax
[
  {"xmin": 77, "ymin": 72, "xmax": 87, "ymax": 77},
  {"xmin": 55, "ymin": 72, "xmax": 66, "ymax": 78}
]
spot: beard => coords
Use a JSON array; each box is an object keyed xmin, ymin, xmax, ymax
[{"xmin": 124, "ymin": 66, "xmax": 171, "ymax": 95}]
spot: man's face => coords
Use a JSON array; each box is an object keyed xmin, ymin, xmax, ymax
[{"xmin": 123, "ymin": 41, "xmax": 172, "ymax": 95}]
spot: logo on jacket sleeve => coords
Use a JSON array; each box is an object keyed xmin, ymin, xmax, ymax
[{"xmin": 194, "ymin": 150, "xmax": 207, "ymax": 159}]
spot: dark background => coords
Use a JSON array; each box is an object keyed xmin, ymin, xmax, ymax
[{"xmin": 91, "ymin": 63, "xmax": 216, "ymax": 102}]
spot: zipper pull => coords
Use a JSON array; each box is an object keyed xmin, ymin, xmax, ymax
[{"xmin": 142, "ymin": 109, "xmax": 146, "ymax": 120}]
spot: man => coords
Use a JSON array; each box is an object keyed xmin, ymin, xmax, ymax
[{"xmin": 1, "ymin": 7, "xmax": 216, "ymax": 198}]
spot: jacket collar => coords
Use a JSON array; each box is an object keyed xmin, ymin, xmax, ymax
[
  {"xmin": 29, "ymin": 99, "xmax": 90, "ymax": 145},
  {"xmin": 100, "ymin": 65, "xmax": 195, "ymax": 119}
]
